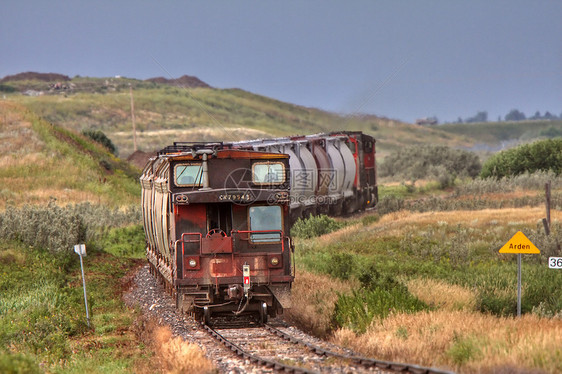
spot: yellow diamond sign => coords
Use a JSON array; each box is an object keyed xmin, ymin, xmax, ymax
[{"xmin": 499, "ymin": 231, "xmax": 540, "ymax": 254}]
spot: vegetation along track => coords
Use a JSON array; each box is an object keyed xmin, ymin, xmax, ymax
[
  {"xmin": 202, "ymin": 321, "xmax": 455, "ymax": 374},
  {"xmin": 126, "ymin": 264, "xmax": 455, "ymax": 373}
]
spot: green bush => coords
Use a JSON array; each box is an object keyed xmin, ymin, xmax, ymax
[
  {"xmin": 291, "ymin": 214, "xmax": 345, "ymax": 239},
  {"xmin": 480, "ymin": 138, "xmax": 562, "ymax": 178},
  {"xmin": 0, "ymin": 201, "xmax": 141, "ymax": 256},
  {"xmin": 82, "ymin": 129, "xmax": 118, "ymax": 155},
  {"xmin": 379, "ymin": 144, "xmax": 481, "ymax": 185},
  {"xmin": 99, "ymin": 224, "xmax": 146, "ymax": 258},
  {"xmin": 0, "ymin": 351, "xmax": 41, "ymax": 374}
]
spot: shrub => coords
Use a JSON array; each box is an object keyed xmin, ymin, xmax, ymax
[
  {"xmin": 99, "ymin": 224, "xmax": 146, "ymax": 258},
  {"xmin": 0, "ymin": 201, "xmax": 141, "ymax": 256},
  {"xmin": 291, "ymin": 214, "xmax": 345, "ymax": 239},
  {"xmin": 0, "ymin": 351, "xmax": 40, "ymax": 374},
  {"xmin": 480, "ymin": 138, "xmax": 562, "ymax": 178},
  {"xmin": 379, "ymin": 144, "xmax": 481, "ymax": 184},
  {"xmin": 82, "ymin": 129, "xmax": 118, "ymax": 155}
]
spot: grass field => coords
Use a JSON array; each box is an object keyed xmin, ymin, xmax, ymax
[
  {"xmin": 2, "ymin": 77, "xmax": 562, "ymax": 373},
  {"xmin": 0, "ymin": 222, "xmax": 213, "ymax": 374},
  {"xmin": 287, "ymin": 176, "xmax": 562, "ymax": 373}
]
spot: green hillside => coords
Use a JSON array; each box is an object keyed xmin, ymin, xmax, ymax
[
  {"xmin": 439, "ymin": 120, "xmax": 562, "ymax": 148},
  {"xmin": 3, "ymin": 74, "xmax": 560, "ymax": 159},
  {"xmin": 0, "ymin": 101, "xmax": 139, "ymax": 208},
  {"xmin": 2, "ymin": 75, "xmax": 472, "ymax": 158}
]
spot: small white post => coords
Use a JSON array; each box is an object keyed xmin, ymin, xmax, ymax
[{"xmin": 74, "ymin": 244, "xmax": 90, "ymax": 327}]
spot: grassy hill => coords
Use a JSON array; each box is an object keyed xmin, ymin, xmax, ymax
[
  {"xmin": 2, "ymin": 75, "xmax": 473, "ymax": 158},
  {"xmin": 0, "ymin": 101, "xmax": 139, "ymax": 208},
  {"xmin": 439, "ymin": 120, "xmax": 562, "ymax": 151}
]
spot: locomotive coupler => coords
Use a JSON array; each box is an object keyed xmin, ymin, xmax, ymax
[{"xmin": 227, "ymin": 285, "xmax": 243, "ymax": 300}]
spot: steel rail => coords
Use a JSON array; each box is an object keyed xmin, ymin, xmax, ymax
[
  {"xmin": 201, "ymin": 322, "xmax": 319, "ymax": 374},
  {"xmin": 264, "ymin": 324, "xmax": 456, "ymax": 374}
]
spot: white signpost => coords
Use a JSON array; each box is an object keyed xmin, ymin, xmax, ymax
[{"xmin": 74, "ymin": 244, "xmax": 90, "ymax": 327}]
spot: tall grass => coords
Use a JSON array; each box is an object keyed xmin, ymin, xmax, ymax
[
  {"xmin": 0, "ymin": 205, "xmax": 149, "ymax": 372},
  {"xmin": 293, "ymin": 180, "xmax": 562, "ymax": 372}
]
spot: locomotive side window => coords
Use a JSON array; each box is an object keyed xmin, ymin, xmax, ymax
[
  {"xmin": 248, "ymin": 206, "xmax": 282, "ymax": 243},
  {"xmin": 364, "ymin": 141, "xmax": 373, "ymax": 153},
  {"xmin": 175, "ymin": 163, "xmax": 202, "ymax": 186},
  {"xmin": 252, "ymin": 162, "xmax": 285, "ymax": 184}
]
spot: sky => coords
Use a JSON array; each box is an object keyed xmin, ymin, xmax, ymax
[{"xmin": 1, "ymin": 1, "xmax": 561, "ymax": 124}]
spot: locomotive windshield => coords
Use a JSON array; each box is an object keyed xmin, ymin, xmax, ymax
[
  {"xmin": 252, "ymin": 162, "xmax": 285, "ymax": 184},
  {"xmin": 248, "ymin": 206, "xmax": 282, "ymax": 243},
  {"xmin": 175, "ymin": 163, "xmax": 202, "ymax": 186}
]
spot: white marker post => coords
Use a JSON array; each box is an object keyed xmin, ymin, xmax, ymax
[{"xmin": 74, "ymin": 244, "xmax": 90, "ymax": 328}]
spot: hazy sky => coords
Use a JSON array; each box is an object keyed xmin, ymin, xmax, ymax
[{"xmin": 2, "ymin": 1, "xmax": 561, "ymax": 123}]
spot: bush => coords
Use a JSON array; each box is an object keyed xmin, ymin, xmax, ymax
[
  {"xmin": 480, "ymin": 138, "xmax": 562, "ymax": 178},
  {"xmin": 82, "ymin": 129, "xmax": 118, "ymax": 156},
  {"xmin": 0, "ymin": 351, "xmax": 40, "ymax": 374},
  {"xmin": 291, "ymin": 214, "xmax": 345, "ymax": 239},
  {"xmin": 99, "ymin": 224, "xmax": 146, "ymax": 258},
  {"xmin": 0, "ymin": 201, "xmax": 141, "ymax": 256},
  {"xmin": 379, "ymin": 145, "xmax": 481, "ymax": 185}
]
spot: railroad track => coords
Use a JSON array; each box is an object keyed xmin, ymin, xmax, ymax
[{"xmin": 201, "ymin": 321, "xmax": 456, "ymax": 374}]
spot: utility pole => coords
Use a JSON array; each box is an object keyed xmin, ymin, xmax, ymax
[{"xmin": 130, "ymin": 85, "xmax": 137, "ymax": 152}]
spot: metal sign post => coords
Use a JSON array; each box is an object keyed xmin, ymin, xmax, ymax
[
  {"xmin": 517, "ymin": 253, "xmax": 522, "ymax": 317},
  {"xmin": 499, "ymin": 231, "xmax": 540, "ymax": 317},
  {"xmin": 74, "ymin": 244, "xmax": 90, "ymax": 328}
]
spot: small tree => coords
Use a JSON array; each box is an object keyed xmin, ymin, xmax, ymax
[{"xmin": 505, "ymin": 109, "xmax": 526, "ymax": 121}]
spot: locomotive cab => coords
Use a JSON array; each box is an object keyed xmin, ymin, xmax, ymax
[{"xmin": 142, "ymin": 144, "xmax": 294, "ymax": 323}]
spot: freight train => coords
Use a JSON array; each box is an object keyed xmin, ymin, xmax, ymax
[{"xmin": 140, "ymin": 131, "xmax": 377, "ymax": 322}]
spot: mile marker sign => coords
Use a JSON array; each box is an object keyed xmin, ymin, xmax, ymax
[{"xmin": 499, "ymin": 231, "xmax": 540, "ymax": 254}]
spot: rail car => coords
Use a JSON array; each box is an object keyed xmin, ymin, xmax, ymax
[
  {"xmin": 140, "ymin": 131, "xmax": 377, "ymax": 322},
  {"xmin": 141, "ymin": 144, "xmax": 294, "ymax": 323},
  {"xmin": 230, "ymin": 131, "xmax": 378, "ymax": 222}
]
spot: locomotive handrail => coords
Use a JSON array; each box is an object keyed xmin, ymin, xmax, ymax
[
  {"xmin": 177, "ymin": 232, "xmax": 203, "ymax": 258},
  {"xmin": 230, "ymin": 230, "xmax": 286, "ymax": 253}
]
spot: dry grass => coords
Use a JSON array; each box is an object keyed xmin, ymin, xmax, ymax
[
  {"xmin": 111, "ymin": 126, "xmax": 271, "ymax": 157},
  {"xmin": 331, "ymin": 311, "xmax": 562, "ymax": 373},
  {"xmin": 286, "ymin": 270, "xmax": 357, "ymax": 338},
  {"xmin": 153, "ymin": 325, "xmax": 215, "ymax": 374},
  {"xmin": 406, "ymin": 278, "xmax": 476, "ymax": 311},
  {"xmin": 457, "ymin": 190, "xmax": 541, "ymax": 202},
  {"xmin": 369, "ymin": 208, "xmax": 561, "ymax": 237}
]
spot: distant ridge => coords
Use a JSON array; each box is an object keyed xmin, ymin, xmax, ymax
[
  {"xmin": 1, "ymin": 72, "xmax": 70, "ymax": 82},
  {"xmin": 145, "ymin": 74, "xmax": 210, "ymax": 88}
]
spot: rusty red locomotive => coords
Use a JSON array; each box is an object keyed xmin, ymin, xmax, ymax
[{"xmin": 140, "ymin": 131, "xmax": 377, "ymax": 322}]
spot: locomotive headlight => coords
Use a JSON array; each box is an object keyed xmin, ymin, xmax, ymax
[
  {"xmin": 188, "ymin": 259, "xmax": 197, "ymax": 268},
  {"xmin": 270, "ymin": 257, "xmax": 279, "ymax": 266}
]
